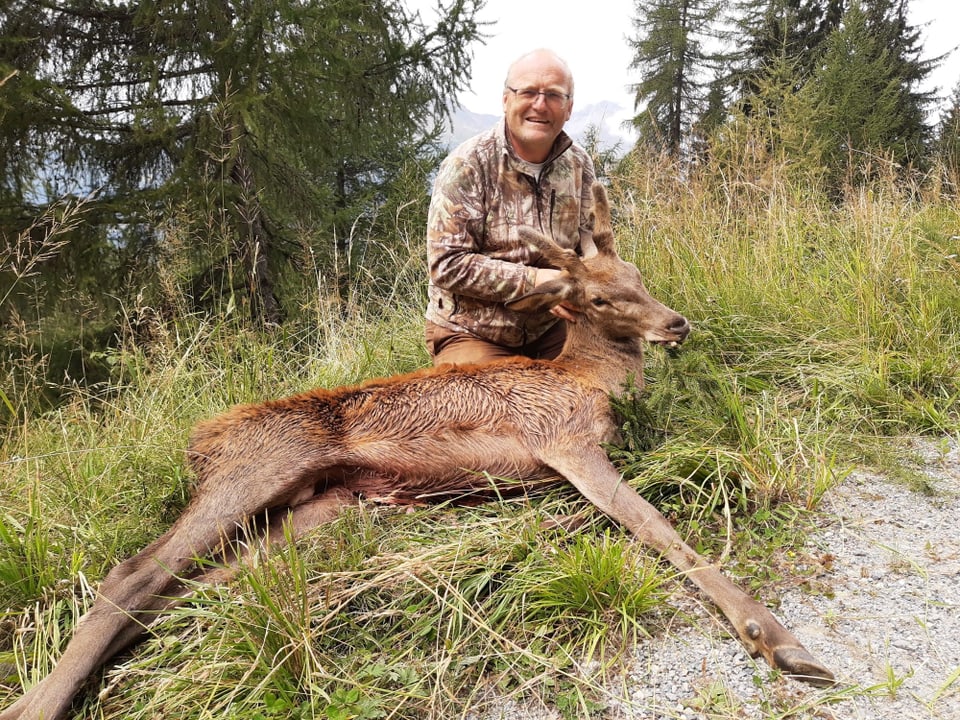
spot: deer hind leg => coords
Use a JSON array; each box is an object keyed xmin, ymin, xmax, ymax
[
  {"xmin": 188, "ymin": 484, "xmax": 358, "ymax": 586},
  {"xmin": 0, "ymin": 487, "xmax": 270, "ymax": 720},
  {"xmin": 2, "ymin": 451, "xmax": 347, "ymax": 720},
  {"xmin": 2, "ymin": 484, "xmax": 357, "ymax": 720},
  {"xmin": 545, "ymin": 444, "xmax": 835, "ymax": 686},
  {"xmin": 0, "ymin": 522, "xmax": 223, "ymax": 720}
]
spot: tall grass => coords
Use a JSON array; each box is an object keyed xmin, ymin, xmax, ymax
[
  {"xmin": 613, "ymin": 152, "xmax": 960, "ymax": 438},
  {"xmin": 1, "ymin": 153, "xmax": 959, "ymax": 718}
]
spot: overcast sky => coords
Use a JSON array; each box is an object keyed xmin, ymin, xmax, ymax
[{"xmin": 409, "ymin": 0, "xmax": 959, "ymax": 123}]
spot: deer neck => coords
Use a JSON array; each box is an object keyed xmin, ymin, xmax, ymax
[{"xmin": 555, "ymin": 322, "xmax": 645, "ymax": 394}]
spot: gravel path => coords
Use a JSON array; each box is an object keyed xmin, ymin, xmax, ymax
[{"xmin": 476, "ymin": 437, "xmax": 960, "ymax": 719}]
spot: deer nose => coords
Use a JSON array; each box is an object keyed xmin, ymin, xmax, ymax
[{"xmin": 669, "ymin": 315, "xmax": 691, "ymax": 341}]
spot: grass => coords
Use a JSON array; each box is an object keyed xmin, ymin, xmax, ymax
[{"xmin": 1, "ymin": 155, "xmax": 959, "ymax": 718}]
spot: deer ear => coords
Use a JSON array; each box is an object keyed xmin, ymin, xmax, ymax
[
  {"xmin": 505, "ymin": 278, "xmax": 573, "ymax": 314},
  {"xmin": 519, "ymin": 227, "xmax": 583, "ymax": 272},
  {"xmin": 590, "ymin": 182, "xmax": 617, "ymax": 256}
]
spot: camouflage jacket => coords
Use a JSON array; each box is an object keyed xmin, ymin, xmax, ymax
[{"xmin": 425, "ymin": 119, "xmax": 597, "ymax": 347}]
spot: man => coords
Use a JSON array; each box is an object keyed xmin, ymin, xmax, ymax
[{"xmin": 425, "ymin": 48, "xmax": 598, "ymax": 365}]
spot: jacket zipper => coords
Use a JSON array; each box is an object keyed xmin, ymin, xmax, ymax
[{"xmin": 528, "ymin": 171, "xmax": 556, "ymax": 238}]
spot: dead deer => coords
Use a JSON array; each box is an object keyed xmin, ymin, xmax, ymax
[{"xmin": 1, "ymin": 183, "xmax": 833, "ymax": 720}]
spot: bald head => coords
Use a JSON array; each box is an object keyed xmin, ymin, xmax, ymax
[{"xmin": 505, "ymin": 49, "xmax": 574, "ymax": 98}]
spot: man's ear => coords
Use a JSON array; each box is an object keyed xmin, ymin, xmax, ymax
[{"xmin": 504, "ymin": 278, "xmax": 572, "ymax": 314}]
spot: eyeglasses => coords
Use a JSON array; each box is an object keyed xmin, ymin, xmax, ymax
[{"xmin": 505, "ymin": 86, "xmax": 571, "ymax": 108}]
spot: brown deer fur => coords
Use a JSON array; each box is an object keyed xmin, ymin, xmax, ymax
[{"xmin": 1, "ymin": 184, "xmax": 833, "ymax": 720}]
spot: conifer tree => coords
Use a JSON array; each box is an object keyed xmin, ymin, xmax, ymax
[
  {"xmin": 628, "ymin": 0, "xmax": 723, "ymax": 156},
  {"xmin": 938, "ymin": 82, "xmax": 960, "ymax": 186},
  {"xmin": 737, "ymin": 0, "xmax": 843, "ymax": 85},
  {"xmin": 727, "ymin": 0, "xmax": 841, "ymax": 136},
  {"xmin": 797, "ymin": 0, "xmax": 934, "ymax": 187},
  {"xmin": 0, "ymin": 0, "xmax": 482, "ymax": 324}
]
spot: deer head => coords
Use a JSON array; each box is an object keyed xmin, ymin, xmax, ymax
[{"xmin": 507, "ymin": 183, "xmax": 690, "ymax": 348}]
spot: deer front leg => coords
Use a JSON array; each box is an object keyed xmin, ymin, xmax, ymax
[{"xmin": 546, "ymin": 444, "xmax": 835, "ymax": 686}]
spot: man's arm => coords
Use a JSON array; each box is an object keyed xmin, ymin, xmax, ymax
[{"xmin": 427, "ymin": 157, "xmax": 537, "ymax": 303}]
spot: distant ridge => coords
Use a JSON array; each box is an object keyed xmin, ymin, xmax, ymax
[{"xmin": 442, "ymin": 101, "xmax": 636, "ymax": 154}]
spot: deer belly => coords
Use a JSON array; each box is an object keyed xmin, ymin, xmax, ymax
[{"xmin": 346, "ymin": 431, "xmax": 557, "ymax": 504}]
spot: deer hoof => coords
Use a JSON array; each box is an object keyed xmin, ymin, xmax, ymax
[{"xmin": 773, "ymin": 646, "xmax": 836, "ymax": 687}]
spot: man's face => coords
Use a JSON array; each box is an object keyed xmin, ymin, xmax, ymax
[{"xmin": 502, "ymin": 54, "xmax": 573, "ymax": 163}]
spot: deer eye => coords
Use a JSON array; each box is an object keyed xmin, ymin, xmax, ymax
[{"xmin": 590, "ymin": 297, "xmax": 610, "ymax": 307}]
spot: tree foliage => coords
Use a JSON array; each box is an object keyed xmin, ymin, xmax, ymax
[
  {"xmin": 0, "ymin": 0, "xmax": 483, "ymax": 324},
  {"xmin": 628, "ymin": 0, "xmax": 723, "ymax": 156},
  {"xmin": 630, "ymin": 0, "xmax": 939, "ymax": 193},
  {"xmin": 794, "ymin": 0, "xmax": 934, "ymax": 187},
  {"xmin": 737, "ymin": 0, "xmax": 843, "ymax": 84},
  {"xmin": 938, "ymin": 82, "xmax": 960, "ymax": 185}
]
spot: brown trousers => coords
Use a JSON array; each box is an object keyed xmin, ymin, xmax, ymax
[{"xmin": 425, "ymin": 320, "xmax": 567, "ymax": 366}]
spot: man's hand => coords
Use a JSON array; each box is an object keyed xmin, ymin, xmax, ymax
[
  {"xmin": 534, "ymin": 268, "xmax": 562, "ymax": 287},
  {"xmin": 550, "ymin": 303, "xmax": 579, "ymax": 322}
]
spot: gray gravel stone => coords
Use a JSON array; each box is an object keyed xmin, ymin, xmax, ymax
[{"xmin": 472, "ymin": 436, "xmax": 960, "ymax": 719}]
